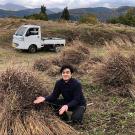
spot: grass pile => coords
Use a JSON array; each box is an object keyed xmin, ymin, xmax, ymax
[
  {"xmin": 57, "ymin": 43, "xmax": 90, "ymax": 66},
  {"xmin": 90, "ymin": 56, "xmax": 103, "ymax": 63},
  {"xmin": 78, "ymin": 56, "xmax": 103, "ymax": 74},
  {"xmin": 60, "ymin": 49, "xmax": 86, "ymax": 65},
  {"xmin": 33, "ymin": 58, "xmax": 60, "ymax": 76},
  {"xmin": 91, "ymin": 48, "xmax": 134, "ymax": 96},
  {"xmin": 33, "ymin": 58, "xmax": 52, "ymax": 72},
  {"xmin": 128, "ymin": 54, "xmax": 135, "ymax": 74},
  {"xmin": 0, "ymin": 68, "xmax": 78, "ymax": 135},
  {"xmin": 34, "ymin": 42, "xmax": 90, "ymax": 76},
  {"xmin": 46, "ymin": 65, "xmax": 60, "ymax": 76}
]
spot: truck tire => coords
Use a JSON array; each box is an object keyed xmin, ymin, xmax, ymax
[
  {"xmin": 28, "ymin": 45, "xmax": 37, "ymax": 53},
  {"xmin": 54, "ymin": 46, "xmax": 61, "ymax": 53}
]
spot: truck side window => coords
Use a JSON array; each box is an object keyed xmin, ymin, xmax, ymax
[{"xmin": 26, "ymin": 28, "xmax": 39, "ymax": 36}]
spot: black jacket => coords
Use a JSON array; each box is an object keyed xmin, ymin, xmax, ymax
[{"xmin": 45, "ymin": 78, "xmax": 86, "ymax": 108}]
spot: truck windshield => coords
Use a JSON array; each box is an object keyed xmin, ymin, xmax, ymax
[{"xmin": 15, "ymin": 27, "xmax": 27, "ymax": 36}]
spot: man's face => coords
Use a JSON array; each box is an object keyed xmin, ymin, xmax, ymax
[{"xmin": 62, "ymin": 68, "xmax": 72, "ymax": 81}]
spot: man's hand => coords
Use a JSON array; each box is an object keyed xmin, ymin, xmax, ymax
[
  {"xmin": 59, "ymin": 105, "xmax": 68, "ymax": 115},
  {"xmin": 33, "ymin": 96, "xmax": 45, "ymax": 104}
]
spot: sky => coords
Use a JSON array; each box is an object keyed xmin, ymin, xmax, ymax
[{"xmin": 0, "ymin": 0, "xmax": 135, "ymax": 9}]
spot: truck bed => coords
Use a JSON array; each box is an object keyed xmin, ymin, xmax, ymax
[
  {"xmin": 42, "ymin": 37, "xmax": 66, "ymax": 45},
  {"xmin": 42, "ymin": 37, "xmax": 64, "ymax": 40}
]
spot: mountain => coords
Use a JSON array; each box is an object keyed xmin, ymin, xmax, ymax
[
  {"xmin": 16, "ymin": 8, "xmax": 54, "ymax": 17},
  {"xmin": 0, "ymin": 3, "xmax": 27, "ymax": 11},
  {"xmin": 115, "ymin": 6, "xmax": 132, "ymax": 12},
  {"xmin": 0, "ymin": 8, "xmax": 54, "ymax": 17},
  {"xmin": 48, "ymin": 6, "xmax": 133, "ymax": 22},
  {"xmin": 0, "ymin": 9, "xmax": 15, "ymax": 17},
  {"xmin": 69, "ymin": 7, "xmax": 114, "ymax": 21},
  {"xmin": 49, "ymin": 8, "xmax": 62, "ymax": 13},
  {"xmin": 0, "ymin": 6, "xmax": 133, "ymax": 22}
]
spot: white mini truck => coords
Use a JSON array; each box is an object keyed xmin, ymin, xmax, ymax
[{"xmin": 12, "ymin": 25, "xmax": 66, "ymax": 53}]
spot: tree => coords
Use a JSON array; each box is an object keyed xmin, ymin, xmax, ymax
[
  {"xmin": 41, "ymin": 5, "xmax": 46, "ymax": 14},
  {"xmin": 60, "ymin": 7, "xmax": 70, "ymax": 20},
  {"xmin": 79, "ymin": 13, "xmax": 98, "ymax": 24},
  {"xmin": 39, "ymin": 5, "xmax": 48, "ymax": 20},
  {"xmin": 108, "ymin": 8, "xmax": 135, "ymax": 26},
  {"xmin": 24, "ymin": 5, "xmax": 48, "ymax": 21}
]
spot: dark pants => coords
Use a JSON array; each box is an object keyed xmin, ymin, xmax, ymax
[{"xmin": 48, "ymin": 99, "xmax": 86, "ymax": 124}]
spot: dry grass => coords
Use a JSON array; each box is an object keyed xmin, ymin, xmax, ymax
[
  {"xmin": 70, "ymin": 40, "xmax": 90, "ymax": 55},
  {"xmin": 33, "ymin": 41, "xmax": 91, "ymax": 77},
  {"xmin": 0, "ymin": 18, "xmax": 135, "ymax": 134},
  {"xmin": 128, "ymin": 54, "xmax": 135, "ymax": 74},
  {"xmin": 91, "ymin": 47, "xmax": 134, "ymax": 96},
  {"xmin": 0, "ymin": 68, "xmax": 49, "ymax": 112},
  {"xmin": 1, "ymin": 18, "xmax": 135, "ymax": 48},
  {"xmin": 46, "ymin": 65, "xmax": 60, "ymax": 76},
  {"xmin": 90, "ymin": 56, "xmax": 103, "ymax": 63},
  {"xmin": 0, "ymin": 68, "xmax": 78, "ymax": 135},
  {"xmin": 33, "ymin": 58, "xmax": 52, "ymax": 72},
  {"xmin": 60, "ymin": 49, "xmax": 86, "ymax": 65},
  {"xmin": 56, "ymin": 42, "xmax": 90, "ymax": 67},
  {"xmin": 33, "ymin": 58, "xmax": 61, "ymax": 77}
]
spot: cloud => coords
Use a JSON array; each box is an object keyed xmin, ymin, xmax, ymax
[
  {"xmin": 91, "ymin": 0, "xmax": 135, "ymax": 8},
  {"xmin": 46, "ymin": 0, "xmax": 135, "ymax": 9},
  {"xmin": 0, "ymin": 0, "xmax": 135, "ymax": 9},
  {"xmin": 46, "ymin": 0, "xmax": 101, "ymax": 9},
  {"xmin": 0, "ymin": 0, "xmax": 46, "ymax": 8}
]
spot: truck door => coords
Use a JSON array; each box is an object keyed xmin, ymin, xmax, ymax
[{"xmin": 24, "ymin": 27, "xmax": 41, "ymax": 49}]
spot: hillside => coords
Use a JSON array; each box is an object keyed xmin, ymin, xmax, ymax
[
  {"xmin": 0, "ymin": 8, "xmax": 54, "ymax": 17},
  {"xmin": 0, "ymin": 18, "xmax": 135, "ymax": 135},
  {"xmin": 1, "ymin": 18, "xmax": 135, "ymax": 46},
  {"xmin": 0, "ymin": 3, "xmax": 27, "ymax": 11}
]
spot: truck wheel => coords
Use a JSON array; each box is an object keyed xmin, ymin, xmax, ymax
[
  {"xmin": 55, "ymin": 46, "xmax": 61, "ymax": 53},
  {"xmin": 28, "ymin": 45, "xmax": 37, "ymax": 53}
]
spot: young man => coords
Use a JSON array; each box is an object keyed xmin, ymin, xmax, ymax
[{"xmin": 34, "ymin": 64, "xmax": 86, "ymax": 124}]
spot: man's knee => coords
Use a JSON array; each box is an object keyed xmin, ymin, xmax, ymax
[
  {"xmin": 71, "ymin": 106, "xmax": 86, "ymax": 123},
  {"xmin": 71, "ymin": 114, "xmax": 82, "ymax": 123}
]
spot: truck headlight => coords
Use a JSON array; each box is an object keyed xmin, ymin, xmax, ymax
[{"xmin": 19, "ymin": 37, "xmax": 24, "ymax": 41}]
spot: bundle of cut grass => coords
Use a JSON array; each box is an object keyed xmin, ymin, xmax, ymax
[
  {"xmin": 92, "ymin": 51, "xmax": 133, "ymax": 96},
  {"xmin": 90, "ymin": 56, "xmax": 103, "ymax": 63},
  {"xmin": 46, "ymin": 65, "xmax": 60, "ymax": 76},
  {"xmin": 0, "ymin": 109, "xmax": 78, "ymax": 135},
  {"xmin": 0, "ymin": 68, "xmax": 78, "ymax": 135},
  {"xmin": 74, "ymin": 44, "xmax": 90, "ymax": 56},
  {"xmin": 104, "ymin": 85, "xmax": 131, "ymax": 97},
  {"xmin": 69, "ymin": 42, "xmax": 90, "ymax": 59},
  {"xmin": 51, "ymin": 58, "xmax": 61, "ymax": 67},
  {"xmin": 33, "ymin": 59, "xmax": 52, "ymax": 72},
  {"xmin": 33, "ymin": 58, "xmax": 61, "ymax": 76},
  {"xmin": 128, "ymin": 54, "xmax": 135, "ymax": 74},
  {"xmin": 50, "ymin": 42, "xmax": 90, "ymax": 69},
  {"xmin": 78, "ymin": 60, "xmax": 93, "ymax": 74},
  {"xmin": 0, "ymin": 68, "xmax": 48, "ymax": 112},
  {"xmin": 59, "ymin": 49, "xmax": 86, "ymax": 66},
  {"xmin": 57, "ymin": 41, "xmax": 89, "ymax": 66},
  {"xmin": 78, "ymin": 56, "xmax": 103, "ymax": 74}
]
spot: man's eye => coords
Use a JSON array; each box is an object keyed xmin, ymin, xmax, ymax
[
  {"xmin": 63, "ymin": 72, "xmax": 68, "ymax": 74},
  {"xmin": 66, "ymin": 72, "xmax": 70, "ymax": 74}
]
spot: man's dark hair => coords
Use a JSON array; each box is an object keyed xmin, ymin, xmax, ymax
[{"xmin": 60, "ymin": 64, "xmax": 74, "ymax": 73}]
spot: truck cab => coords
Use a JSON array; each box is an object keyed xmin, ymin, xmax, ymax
[{"xmin": 12, "ymin": 25, "xmax": 66, "ymax": 53}]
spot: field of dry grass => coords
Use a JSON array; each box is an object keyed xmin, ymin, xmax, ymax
[{"xmin": 0, "ymin": 18, "xmax": 135, "ymax": 135}]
